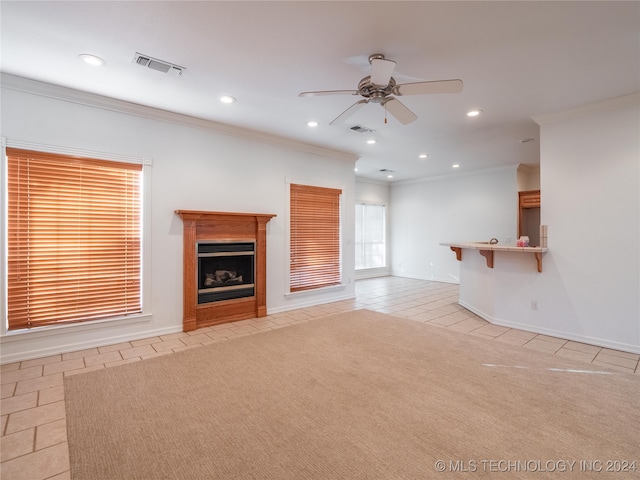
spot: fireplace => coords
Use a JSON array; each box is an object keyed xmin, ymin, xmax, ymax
[
  {"xmin": 197, "ymin": 241, "xmax": 255, "ymax": 304},
  {"xmin": 176, "ymin": 210, "xmax": 276, "ymax": 331}
]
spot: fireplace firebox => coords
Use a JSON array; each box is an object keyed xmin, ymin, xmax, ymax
[{"xmin": 197, "ymin": 241, "xmax": 255, "ymax": 304}]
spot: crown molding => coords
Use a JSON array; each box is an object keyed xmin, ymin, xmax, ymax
[
  {"xmin": 532, "ymin": 92, "xmax": 640, "ymax": 126},
  {"xmin": 393, "ymin": 164, "xmax": 519, "ymax": 187},
  {"xmin": 1, "ymin": 73, "xmax": 359, "ymax": 163},
  {"xmin": 517, "ymin": 163, "xmax": 540, "ymax": 172},
  {"xmin": 355, "ymin": 176, "xmax": 391, "ymax": 187}
]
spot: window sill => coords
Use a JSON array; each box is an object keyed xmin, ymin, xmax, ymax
[
  {"xmin": 1, "ymin": 313, "xmax": 152, "ymax": 342},
  {"xmin": 284, "ymin": 283, "xmax": 347, "ymax": 298}
]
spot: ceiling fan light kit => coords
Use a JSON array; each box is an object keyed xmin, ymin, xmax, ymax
[{"xmin": 299, "ymin": 53, "xmax": 463, "ymax": 126}]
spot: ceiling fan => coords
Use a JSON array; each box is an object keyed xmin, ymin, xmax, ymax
[{"xmin": 299, "ymin": 54, "xmax": 463, "ymax": 125}]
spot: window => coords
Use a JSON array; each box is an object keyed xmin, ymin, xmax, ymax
[
  {"xmin": 355, "ymin": 203, "xmax": 386, "ymax": 270},
  {"xmin": 289, "ymin": 183, "xmax": 342, "ymax": 292},
  {"xmin": 6, "ymin": 148, "xmax": 142, "ymax": 330}
]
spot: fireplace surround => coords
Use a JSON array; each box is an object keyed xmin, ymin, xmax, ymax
[{"xmin": 176, "ymin": 210, "xmax": 276, "ymax": 331}]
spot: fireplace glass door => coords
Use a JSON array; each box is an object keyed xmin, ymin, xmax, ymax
[{"xmin": 197, "ymin": 242, "xmax": 255, "ymax": 304}]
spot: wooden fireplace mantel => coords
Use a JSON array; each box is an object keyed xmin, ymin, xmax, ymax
[{"xmin": 175, "ymin": 210, "xmax": 276, "ymax": 332}]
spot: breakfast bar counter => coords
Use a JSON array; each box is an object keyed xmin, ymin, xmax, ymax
[
  {"xmin": 439, "ymin": 240, "xmax": 549, "ymax": 330},
  {"xmin": 441, "ymin": 242, "xmax": 548, "ymax": 273}
]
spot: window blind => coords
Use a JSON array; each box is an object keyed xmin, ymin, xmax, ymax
[
  {"xmin": 6, "ymin": 148, "xmax": 142, "ymax": 330},
  {"xmin": 290, "ymin": 183, "xmax": 342, "ymax": 292}
]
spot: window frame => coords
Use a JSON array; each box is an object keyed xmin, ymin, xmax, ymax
[
  {"xmin": 286, "ymin": 178, "xmax": 344, "ymax": 295},
  {"xmin": 355, "ymin": 202, "xmax": 387, "ymax": 271},
  {"xmin": 1, "ymin": 139, "xmax": 152, "ymax": 335}
]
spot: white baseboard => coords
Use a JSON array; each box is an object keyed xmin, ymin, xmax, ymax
[
  {"xmin": 355, "ymin": 267, "xmax": 391, "ymax": 280},
  {"xmin": 268, "ymin": 292, "xmax": 356, "ymax": 315},
  {"xmin": 390, "ymin": 272, "xmax": 460, "ymax": 285},
  {"xmin": 458, "ymin": 300, "xmax": 640, "ymax": 355},
  {"xmin": 1, "ymin": 321, "xmax": 183, "ymax": 364}
]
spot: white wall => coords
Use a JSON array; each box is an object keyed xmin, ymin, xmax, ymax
[
  {"xmin": 517, "ymin": 164, "xmax": 540, "ymax": 191},
  {"xmin": 0, "ymin": 77, "xmax": 357, "ymax": 363},
  {"xmin": 427, "ymin": 95, "xmax": 640, "ymax": 353},
  {"xmin": 530, "ymin": 96, "xmax": 639, "ymax": 352},
  {"xmin": 355, "ymin": 178, "xmax": 390, "ymax": 205},
  {"xmin": 391, "ymin": 94, "xmax": 640, "ymax": 353},
  {"xmin": 390, "ymin": 167, "xmax": 519, "ymax": 283},
  {"xmin": 355, "ymin": 179, "xmax": 391, "ymax": 279}
]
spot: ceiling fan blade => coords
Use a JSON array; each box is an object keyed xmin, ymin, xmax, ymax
[
  {"xmin": 370, "ymin": 58, "xmax": 396, "ymax": 87},
  {"xmin": 394, "ymin": 79, "xmax": 463, "ymax": 96},
  {"xmin": 298, "ymin": 90, "xmax": 358, "ymax": 97},
  {"xmin": 329, "ymin": 99, "xmax": 369, "ymax": 125},
  {"xmin": 381, "ymin": 97, "xmax": 417, "ymax": 125}
]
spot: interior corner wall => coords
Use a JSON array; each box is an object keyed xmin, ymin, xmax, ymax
[
  {"xmin": 533, "ymin": 101, "xmax": 640, "ymax": 352},
  {"xmin": 355, "ymin": 179, "xmax": 391, "ymax": 279},
  {"xmin": 389, "ymin": 167, "xmax": 518, "ymax": 284},
  {"xmin": 0, "ymin": 83, "xmax": 356, "ymax": 363},
  {"xmin": 517, "ymin": 164, "xmax": 541, "ymax": 191}
]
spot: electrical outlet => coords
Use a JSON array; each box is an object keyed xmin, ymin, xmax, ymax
[{"xmin": 531, "ymin": 300, "xmax": 538, "ymax": 311}]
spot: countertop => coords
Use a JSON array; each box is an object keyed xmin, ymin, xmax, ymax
[{"xmin": 440, "ymin": 242, "xmax": 548, "ymax": 253}]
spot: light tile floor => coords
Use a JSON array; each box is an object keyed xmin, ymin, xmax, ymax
[{"xmin": 1, "ymin": 276, "xmax": 638, "ymax": 479}]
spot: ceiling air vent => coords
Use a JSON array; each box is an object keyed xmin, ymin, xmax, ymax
[
  {"xmin": 133, "ymin": 53, "xmax": 185, "ymax": 76},
  {"xmin": 350, "ymin": 125, "xmax": 375, "ymax": 134}
]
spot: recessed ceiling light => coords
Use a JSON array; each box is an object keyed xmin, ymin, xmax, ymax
[
  {"xmin": 79, "ymin": 54, "xmax": 105, "ymax": 67},
  {"xmin": 354, "ymin": 167, "xmax": 358, "ymax": 172},
  {"xmin": 307, "ymin": 121, "xmax": 318, "ymax": 128},
  {"xmin": 220, "ymin": 95, "xmax": 236, "ymax": 104},
  {"xmin": 387, "ymin": 174, "xmax": 393, "ymax": 179},
  {"xmin": 452, "ymin": 164, "xmax": 460, "ymax": 168},
  {"xmin": 367, "ymin": 139, "xmax": 377, "ymax": 144},
  {"xmin": 466, "ymin": 109, "xmax": 482, "ymax": 117},
  {"xmin": 419, "ymin": 153, "xmax": 428, "ymax": 159}
]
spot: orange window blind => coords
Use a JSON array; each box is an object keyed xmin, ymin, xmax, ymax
[
  {"xmin": 6, "ymin": 148, "xmax": 142, "ymax": 330},
  {"xmin": 290, "ymin": 183, "xmax": 341, "ymax": 292}
]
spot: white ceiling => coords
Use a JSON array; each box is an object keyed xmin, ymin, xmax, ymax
[{"xmin": 1, "ymin": 1, "xmax": 638, "ymax": 182}]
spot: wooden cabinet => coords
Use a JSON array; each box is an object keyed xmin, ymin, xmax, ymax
[
  {"xmin": 518, "ymin": 190, "xmax": 540, "ymax": 245},
  {"xmin": 519, "ymin": 190, "xmax": 540, "ymax": 208}
]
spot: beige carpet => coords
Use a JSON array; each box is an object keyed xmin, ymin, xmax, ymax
[{"xmin": 65, "ymin": 310, "xmax": 639, "ymax": 479}]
